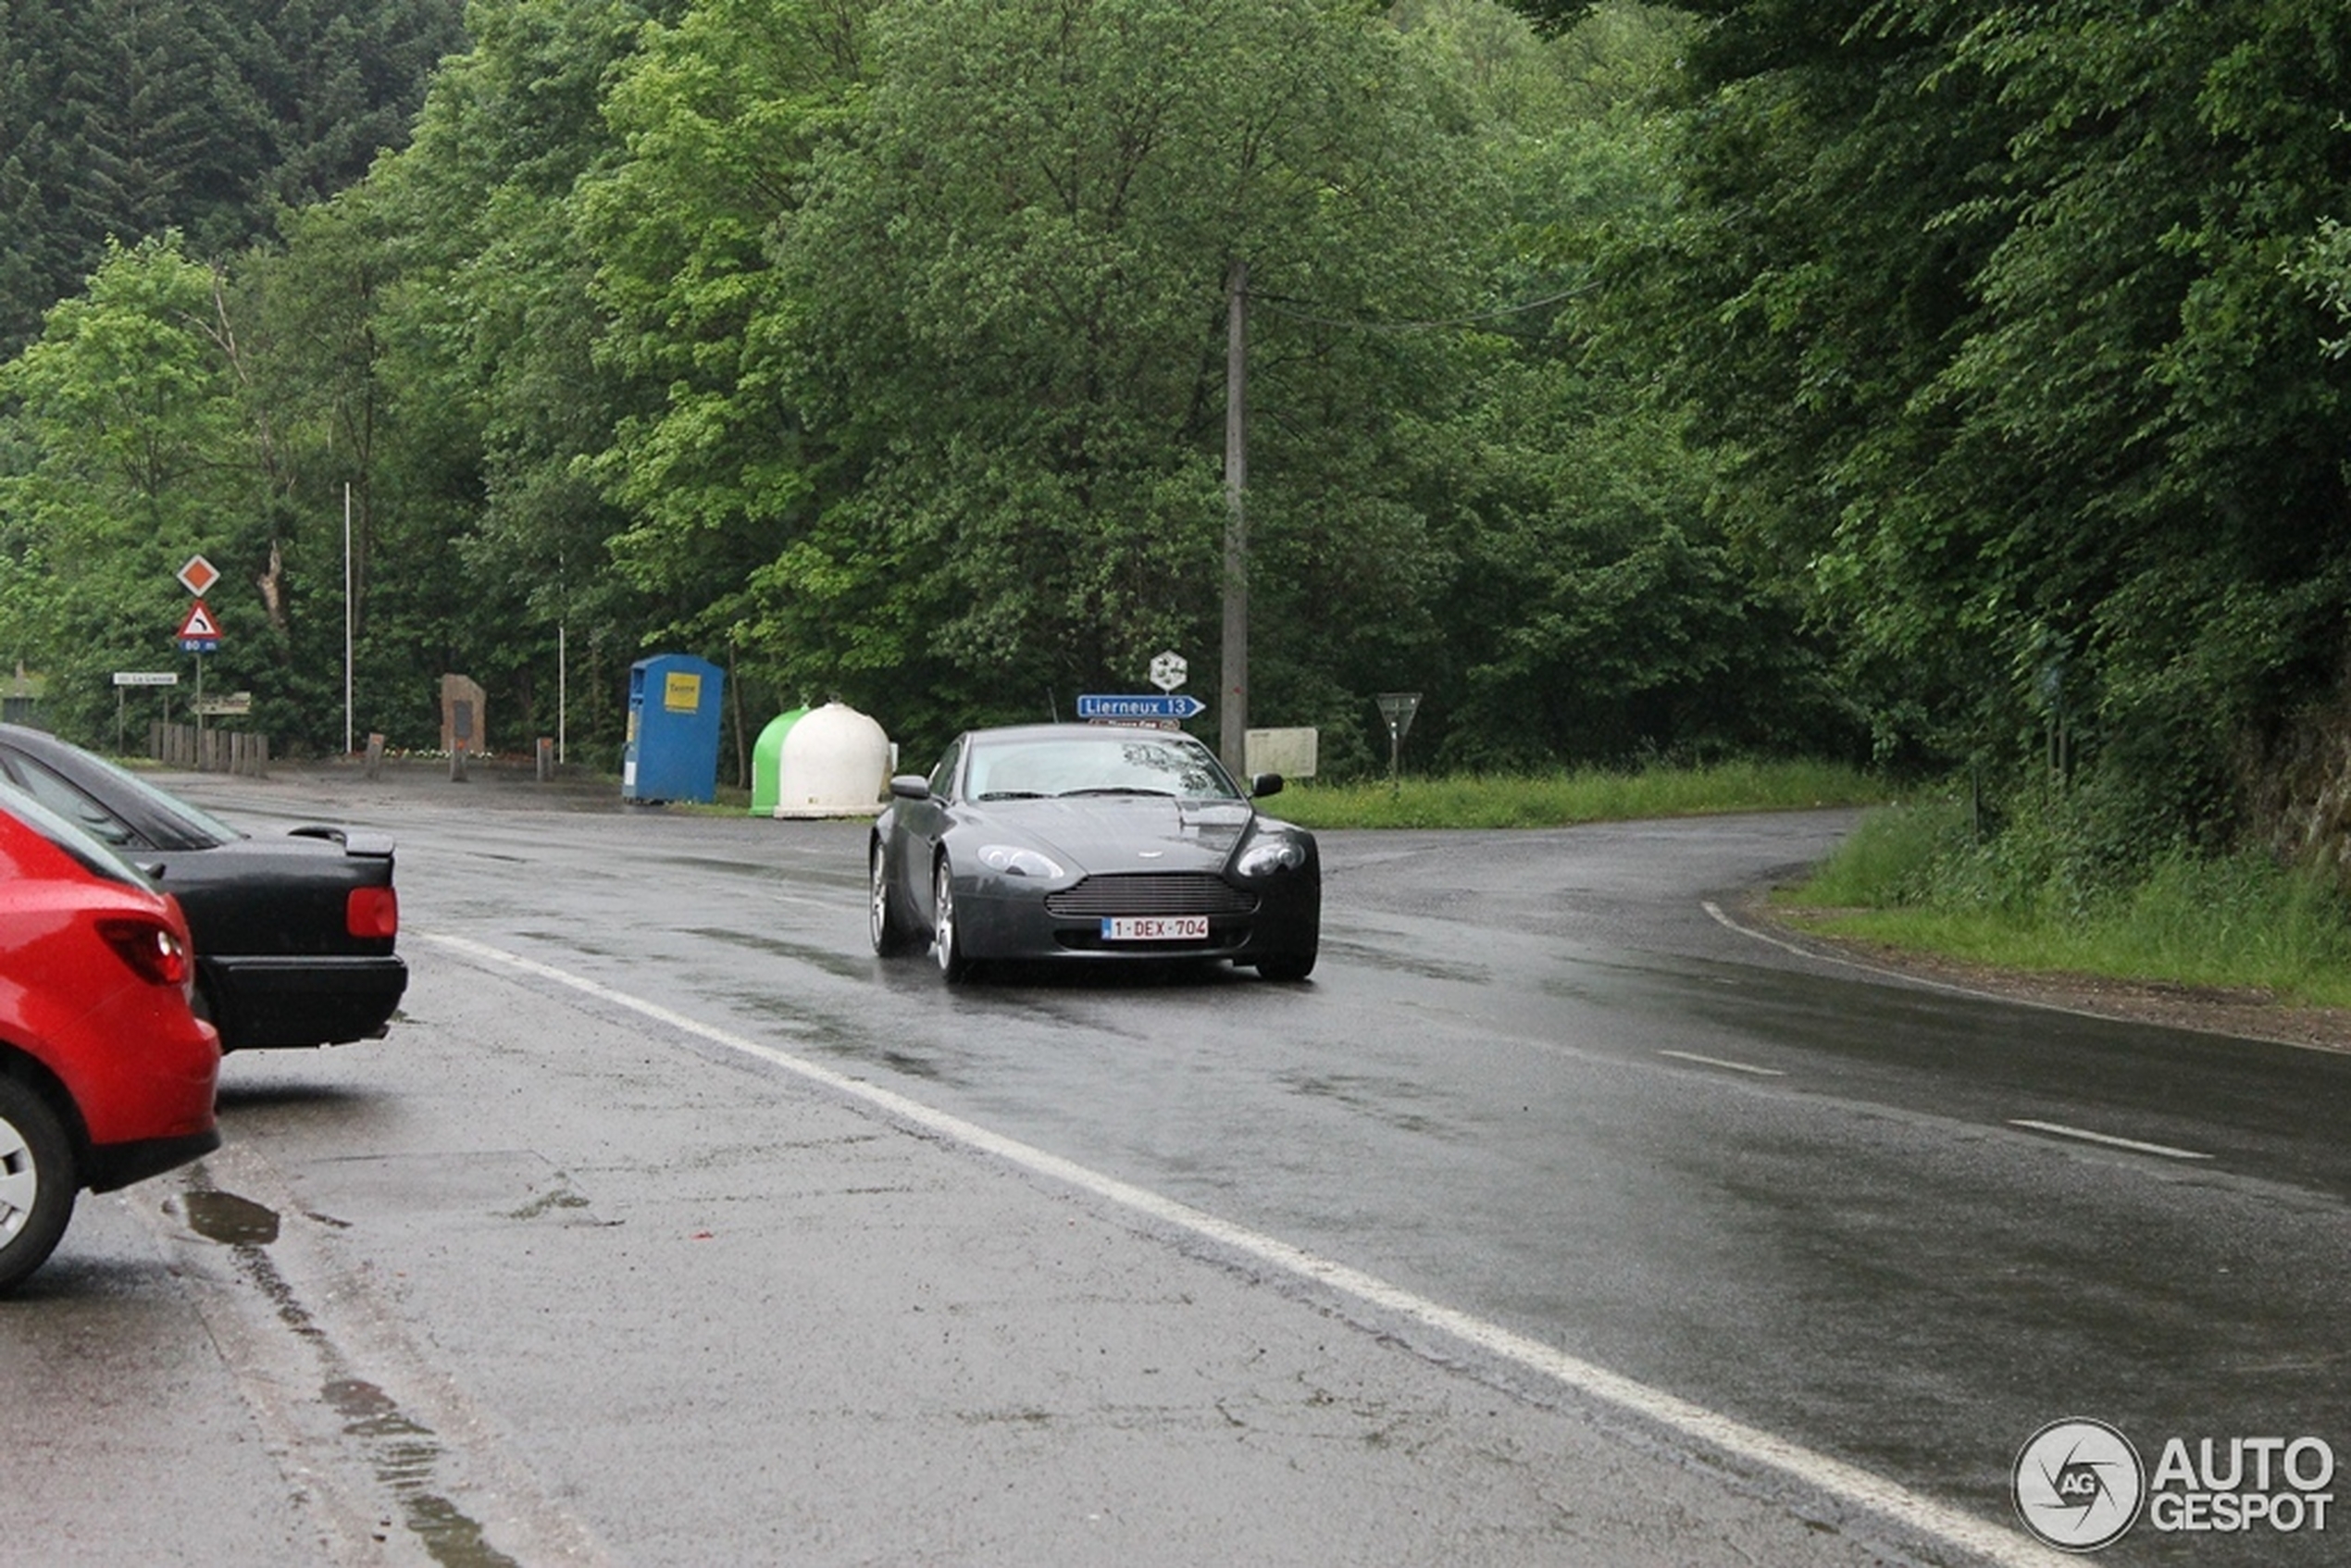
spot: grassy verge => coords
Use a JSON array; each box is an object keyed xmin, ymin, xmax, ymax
[
  {"xmin": 1271, "ymin": 759, "xmax": 1890, "ymax": 830},
  {"xmin": 1780, "ymin": 798, "xmax": 2351, "ymax": 1008}
]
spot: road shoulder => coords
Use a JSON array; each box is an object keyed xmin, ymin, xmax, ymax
[{"xmin": 1742, "ymin": 892, "xmax": 2351, "ymax": 1053}]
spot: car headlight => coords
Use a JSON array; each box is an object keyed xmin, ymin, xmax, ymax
[
  {"xmin": 1236, "ymin": 835, "xmax": 1309, "ymax": 877},
  {"xmin": 978, "ymin": 844, "xmax": 1065, "ymax": 878}
]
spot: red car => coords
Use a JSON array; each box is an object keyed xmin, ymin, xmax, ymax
[{"xmin": 0, "ymin": 787, "xmax": 220, "ymax": 1293}]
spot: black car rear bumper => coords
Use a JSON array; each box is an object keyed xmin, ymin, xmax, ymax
[
  {"xmin": 84, "ymin": 1126, "xmax": 222, "ymax": 1193},
  {"xmin": 203, "ymin": 954, "xmax": 409, "ymax": 1051}
]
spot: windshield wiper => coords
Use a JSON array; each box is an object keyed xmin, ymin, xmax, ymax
[
  {"xmin": 1059, "ymin": 787, "xmax": 1173, "ymax": 798},
  {"xmin": 976, "ymin": 790, "xmax": 1051, "ymax": 801}
]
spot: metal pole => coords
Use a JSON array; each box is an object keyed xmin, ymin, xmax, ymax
[
  {"xmin": 343, "ymin": 481, "xmax": 354, "ymax": 755},
  {"xmin": 557, "ymin": 552, "xmax": 568, "ymax": 767},
  {"xmin": 1220, "ymin": 257, "xmax": 1249, "ymax": 774}
]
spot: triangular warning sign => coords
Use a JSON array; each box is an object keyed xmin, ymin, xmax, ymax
[{"xmin": 177, "ymin": 600, "xmax": 220, "ymax": 640}]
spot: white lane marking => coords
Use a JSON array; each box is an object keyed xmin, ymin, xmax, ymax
[
  {"xmin": 1702, "ymin": 900, "xmax": 2032, "ymax": 1003},
  {"xmin": 1703, "ymin": 903, "xmax": 2223, "ymax": 1159},
  {"xmin": 2008, "ymin": 1119, "xmax": 2212, "ymax": 1162},
  {"xmin": 1659, "ymin": 1049, "xmax": 1787, "ymax": 1077},
  {"xmin": 1703, "ymin": 899, "xmax": 2342, "ymax": 1053},
  {"xmin": 425, "ymin": 931, "xmax": 2072, "ymax": 1568}
]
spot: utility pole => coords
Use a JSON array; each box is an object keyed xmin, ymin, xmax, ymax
[
  {"xmin": 1221, "ymin": 257, "xmax": 1249, "ymax": 774},
  {"xmin": 343, "ymin": 482, "xmax": 354, "ymax": 756}
]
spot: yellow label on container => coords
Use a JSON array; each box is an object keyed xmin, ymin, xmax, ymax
[{"xmin": 664, "ymin": 672, "xmax": 702, "ymax": 713}]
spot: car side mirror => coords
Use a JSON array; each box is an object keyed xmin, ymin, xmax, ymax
[
  {"xmin": 1249, "ymin": 773, "xmax": 1284, "ymax": 799},
  {"xmin": 888, "ymin": 775, "xmax": 933, "ymax": 802}
]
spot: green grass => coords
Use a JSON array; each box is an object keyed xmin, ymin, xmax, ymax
[
  {"xmin": 1782, "ymin": 799, "xmax": 2351, "ymax": 1008},
  {"xmin": 1271, "ymin": 759, "xmax": 1892, "ymax": 830}
]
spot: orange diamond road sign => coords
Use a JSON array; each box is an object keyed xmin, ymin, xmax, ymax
[{"xmin": 177, "ymin": 554, "xmax": 219, "ymax": 597}]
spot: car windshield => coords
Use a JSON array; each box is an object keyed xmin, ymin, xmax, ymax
[
  {"xmin": 965, "ymin": 733, "xmax": 1242, "ymax": 802},
  {"xmin": 0, "ymin": 779, "xmax": 156, "ymax": 889}
]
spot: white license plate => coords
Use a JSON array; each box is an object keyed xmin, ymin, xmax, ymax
[{"xmin": 1101, "ymin": 915, "xmax": 1209, "ymax": 942}]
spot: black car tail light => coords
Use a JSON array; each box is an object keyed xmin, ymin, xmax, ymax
[
  {"xmin": 97, "ymin": 917, "xmax": 193, "ymax": 988},
  {"xmin": 346, "ymin": 887, "xmax": 399, "ymax": 940}
]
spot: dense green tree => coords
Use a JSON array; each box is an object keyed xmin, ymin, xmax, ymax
[
  {"xmin": 28, "ymin": 0, "xmax": 2341, "ymax": 834},
  {"xmin": 1910, "ymin": 2, "xmax": 2351, "ymax": 850},
  {"xmin": 749, "ymin": 0, "xmax": 1493, "ymax": 756},
  {"xmin": 255, "ymin": 0, "xmax": 469, "ymax": 206},
  {"xmin": 0, "ymin": 0, "xmax": 463, "ymax": 355},
  {"xmin": 1629, "ymin": 0, "xmax": 2351, "ymax": 858},
  {"xmin": 578, "ymin": 0, "xmax": 874, "ymax": 736},
  {"xmin": 0, "ymin": 237, "xmax": 268, "ymax": 740},
  {"xmin": 1382, "ymin": 0, "xmax": 1850, "ymax": 769},
  {"xmin": 327, "ymin": 0, "xmax": 680, "ymax": 752}
]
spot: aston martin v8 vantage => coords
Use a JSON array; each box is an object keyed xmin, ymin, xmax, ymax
[{"xmin": 870, "ymin": 724, "xmax": 1319, "ymax": 982}]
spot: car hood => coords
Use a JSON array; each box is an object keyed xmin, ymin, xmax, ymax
[{"xmin": 980, "ymin": 797, "xmax": 1258, "ymax": 874}]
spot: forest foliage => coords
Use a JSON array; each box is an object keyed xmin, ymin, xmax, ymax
[{"xmin": 2, "ymin": 0, "xmax": 2349, "ymax": 880}]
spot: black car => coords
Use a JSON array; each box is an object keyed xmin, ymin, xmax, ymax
[
  {"xmin": 0, "ymin": 724, "xmax": 406, "ymax": 1051},
  {"xmin": 871, "ymin": 723, "xmax": 1320, "ymax": 982}
]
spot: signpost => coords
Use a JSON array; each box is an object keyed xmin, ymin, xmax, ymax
[
  {"xmin": 113, "ymin": 671, "xmax": 180, "ymax": 754},
  {"xmin": 1376, "ymin": 691, "xmax": 1422, "ymax": 794},
  {"xmin": 172, "ymin": 558, "xmax": 224, "ymax": 752}
]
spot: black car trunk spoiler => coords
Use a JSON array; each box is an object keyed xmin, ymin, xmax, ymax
[{"xmin": 288, "ymin": 825, "xmax": 396, "ymax": 859}]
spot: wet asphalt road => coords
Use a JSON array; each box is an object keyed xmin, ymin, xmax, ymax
[{"xmin": 8, "ymin": 763, "xmax": 2348, "ymax": 1567}]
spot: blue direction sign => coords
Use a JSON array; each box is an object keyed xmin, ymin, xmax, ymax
[{"xmin": 1076, "ymin": 692, "xmax": 1206, "ymax": 722}]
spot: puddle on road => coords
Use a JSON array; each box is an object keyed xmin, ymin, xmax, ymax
[
  {"xmin": 691, "ymin": 926, "xmax": 872, "ymax": 980},
  {"xmin": 1283, "ymin": 1071, "xmax": 1445, "ymax": 1138},
  {"xmin": 168, "ymin": 1176, "xmax": 522, "ymax": 1568},
  {"xmin": 325, "ymin": 1378, "xmax": 522, "ymax": 1568},
  {"xmin": 175, "ymin": 1188, "xmax": 282, "ymax": 1246},
  {"xmin": 1315, "ymin": 937, "xmax": 1489, "ymax": 986}
]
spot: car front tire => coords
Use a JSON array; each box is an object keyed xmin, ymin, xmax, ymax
[
  {"xmin": 0, "ymin": 1076, "xmax": 77, "ymax": 1295},
  {"xmin": 1255, "ymin": 949, "xmax": 1317, "ymax": 982},
  {"xmin": 932, "ymin": 857, "xmax": 973, "ymax": 984},
  {"xmin": 870, "ymin": 842, "xmax": 919, "ymax": 956}
]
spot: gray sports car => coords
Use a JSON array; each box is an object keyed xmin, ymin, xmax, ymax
[{"xmin": 870, "ymin": 723, "xmax": 1320, "ymax": 982}]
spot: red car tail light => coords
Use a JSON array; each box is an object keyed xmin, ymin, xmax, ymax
[
  {"xmin": 346, "ymin": 886, "xmax": 399, "ymax": 940},
  {"xmin": 96, "ymin": 916, "xmax": 193, "ymax": 988}
]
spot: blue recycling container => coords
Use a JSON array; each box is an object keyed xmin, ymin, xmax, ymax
[{"xmin": 622, "ymin": 654, "xmax": 725, "ymax": 803}]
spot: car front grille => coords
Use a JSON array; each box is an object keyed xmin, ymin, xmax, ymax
[{"xmin": 1044, "ymin": 873, "xmax": 1258, "ymax": 918}]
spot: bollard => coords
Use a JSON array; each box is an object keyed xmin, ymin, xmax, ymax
[
  {"xmin": 536, "ymin": 736, "xmax": 554, "ymax": 782},
  {"xmin": 450, "ymin": 742, "xmax": 468, "ymax": 783},
  {"xmin": 365, "ymin": 733, "xmax": 384, "ymax": 780}
]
